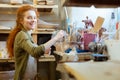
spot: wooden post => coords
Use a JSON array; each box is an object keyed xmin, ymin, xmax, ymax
[{"xmin": 33, "ymin": 0, "xmax": 37, "ymax": 5}]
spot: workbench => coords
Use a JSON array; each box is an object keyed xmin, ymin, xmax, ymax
[
  {"xmin": 0, "ymin": 55, "xmax": 56, "ymax": 80},
  {"xmin": 63, "ymin": 60, "xmax": 120, "ymax": 80}
]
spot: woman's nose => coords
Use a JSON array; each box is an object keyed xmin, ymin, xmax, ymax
[{"xmin": 32, "ymin": 18, "xmax": 37, "ymax": 22}]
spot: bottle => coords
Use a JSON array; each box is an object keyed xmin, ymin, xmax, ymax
[
  {"xmin": 109, "ymin": 12, "xmax": 116, "ymax": 39},
  {"xmin": 109, "ymin": 12, "xmax": 116, "ymax": 32}
]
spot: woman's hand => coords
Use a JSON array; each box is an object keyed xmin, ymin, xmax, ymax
[{"xmin": 54, "ymin": 30, "xmax": 67, "ymax": 42}]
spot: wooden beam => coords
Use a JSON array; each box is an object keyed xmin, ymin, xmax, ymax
[{"xmin": 63, "ymin": 0, "xmax": 120, "ymax": 8}]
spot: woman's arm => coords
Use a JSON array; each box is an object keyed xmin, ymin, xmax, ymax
[{"xmin": 44, "ymin": 30, "xmax": 67, "ymax": 50}]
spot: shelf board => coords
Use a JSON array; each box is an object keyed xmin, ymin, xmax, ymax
[
  {"xmin": 0, "ymin": 29, "xmax": 54, "ymax": 34},
  {"xmin": 38, "ymin": 55, "xmax": 55, "ymax": 62},
  {"xmin": 0, "ymin": 58, "xmax": 14, "ymax": 63},
  {"xmin": 0, "ymin": 4, "xmax": 58, "ymax": 8},
  {"xmin": 0, "ymin": 29, "xmax": 11, "ymax": 34},
  {"xmin": 32, "ymin": 31, "xmax": 54, "ymax": 34}
]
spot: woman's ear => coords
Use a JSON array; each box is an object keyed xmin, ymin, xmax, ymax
[{"xmin": 20, "ymin": 18, "xmax": 23, "ymax": 25}]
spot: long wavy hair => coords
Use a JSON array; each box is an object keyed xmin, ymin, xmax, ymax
[{"xmin": 6, "ymin": 5, "xmax": 39, "ymax": 58}]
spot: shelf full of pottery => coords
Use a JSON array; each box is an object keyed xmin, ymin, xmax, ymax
[{"xmin": 0, "ymin": 0, "xmax": 58, "ymax": 8}]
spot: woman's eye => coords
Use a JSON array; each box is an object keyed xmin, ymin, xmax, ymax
[
  {"xmin": 27, "ymin": 16, "xmax": 32, "ymax": 19},
  {"xmin": 34, "ymin": 17, "xmax": 37, "ymax": 19},
  {"xmin": 27, "ymin": 16, "xmax": 37, "ymax": 20}
]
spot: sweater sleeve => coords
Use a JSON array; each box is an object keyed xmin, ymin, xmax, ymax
[{"xmin": 15, "ymin": 31, "xmax": 45, "ymax": 58}]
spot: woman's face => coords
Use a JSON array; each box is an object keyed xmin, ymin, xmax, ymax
[{"xmin": 21, "ymin": 10, "xmax": 37, "ymax": 30}]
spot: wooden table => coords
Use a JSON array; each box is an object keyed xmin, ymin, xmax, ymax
[
  {"xmin": 63, "ymin": 60, "xmax": 120, "ymax": 80},
  {"xmin": 0, "ymin": 58, "xmax": 14, "ymax": 71},
  {"xmin": 37, "ymin": 55, "xmax": 56, "ymax": 80}
]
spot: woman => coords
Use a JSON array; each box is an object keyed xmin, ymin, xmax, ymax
[{"xmin": 6, "ymin": 5, "xmax": 66, "ymax": 80}]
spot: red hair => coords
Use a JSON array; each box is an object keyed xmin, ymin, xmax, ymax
[{"xmin": 6, "ymin": 5, "xmax": 39, "ymax": 58}]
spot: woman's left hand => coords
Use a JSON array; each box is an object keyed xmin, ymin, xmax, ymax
[{"xmin": 54, "ymin": 30, "xmax": 68, "ymax": 42}]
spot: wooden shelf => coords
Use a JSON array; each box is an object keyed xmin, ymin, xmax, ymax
[
  {"xmin": 0, "ymin": 55, "xmax": 55, "ymax": 63},
  {"xmin": 32, "ymin": 32, "xmax": 54, "ymax": 34},
  {"xmin": 38, "ymin": 55, "xmax": 55, "ymax": 62},
  {"xmin": 0, "ymin": 29, "xmax": 54, "ymax": 34},
  {"xmin": 0, "ymin": 58, "xmax": 14, "ymax": 63},
  {"xmin": 0, "ymin": 29, "xmax": 11, "ymax": 34},
  {"xmin": 0, "ymin": 4, "xmax": 58, "ymax": 8}
]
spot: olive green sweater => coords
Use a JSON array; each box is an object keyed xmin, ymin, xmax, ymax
[{"xmin": 13, "ymin": 30, "xmax": 45, "ymax": 80}]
